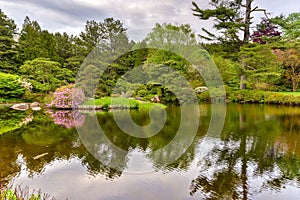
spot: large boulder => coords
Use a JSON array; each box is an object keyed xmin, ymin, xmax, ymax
[
  {"xmin": 11, "ymin": 103, "xmax": 29, "ymax": 111},
  {"xmin": 194, "ymin": 86, "xmax": 208, "ymax": 94},
  {"xmin": 151, "ymin": 95, "xmax": 160, "ymax": 103},
  {"xmin": 30, "ymin": 102, "xmax": 40, "ymax": 108},
  {"xmin": 30, "ymin": 102, "xmax": 41, "ymax": 111}
]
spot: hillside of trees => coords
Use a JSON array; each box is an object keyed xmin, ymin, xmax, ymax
[{"xmin": 0, "ymin": 0, "xmax": 300, "ymax": 104}]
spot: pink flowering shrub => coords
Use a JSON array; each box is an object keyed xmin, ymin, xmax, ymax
[
  {"xmin": 47, "ymin": 84, "xmax": 85, "ymax": 109},
  {"xmin": 47, "ymin": 110, "xmax": 86, "ymax": 128}
]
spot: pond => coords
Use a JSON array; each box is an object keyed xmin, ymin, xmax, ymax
[{"xmin": 1, "ymin": 104, "xmax": 300, "ymax": 200}]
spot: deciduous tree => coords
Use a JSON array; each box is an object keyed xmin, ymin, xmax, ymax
[
  {"xmin": 19, "ymin": 58, "xmax": 74, "ymax": 92},
  {"xmin": 273, "ymin": 43, "xmax": 300, "ymax": 91},
  {"xmin": 251, "ymin": 18, "xmax": 281, "ymax": 44}
]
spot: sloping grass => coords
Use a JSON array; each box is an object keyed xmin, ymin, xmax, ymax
[
  {"xmin": 227, "ymin": 90, "xmax": 300, "ymax": 105},
  {"xmin": 276, "ymin": 92, "xmax": 300, "ymax": 96},
  {"xmin": 84, "ymin": 97, "xmax": 166, "ymax": 109},
  {"xmin": 0, "ymin": 125, "xmax": 20, "ymax": 135},
  {"xmin": 0, "ymin": 98, "xmax": 23, "ymax": 103}
]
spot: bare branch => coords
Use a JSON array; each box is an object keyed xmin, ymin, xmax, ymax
[
  {"xmin": 250, "ymin": 6, "xmax": 258, "ymax": 12},
  {"xmin": 251, "ymin": 8, "xmax": 269, "ymax": 19}
]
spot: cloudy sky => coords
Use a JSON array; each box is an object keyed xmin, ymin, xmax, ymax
[{"xmin": 1, "ymin": 0, "xmax": 299, "ymax": 41}]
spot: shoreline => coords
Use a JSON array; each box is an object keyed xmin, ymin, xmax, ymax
[{"xmin": 3, "ymin": 90, "xmax": 300, "ymax": 109}]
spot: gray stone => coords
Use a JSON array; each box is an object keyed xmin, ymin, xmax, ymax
[
  {"xmin": 30, "ymin": 102, "xmax": 40, "ymax": 108},
  {"xmin": 11, "ymin": 103, "xmax": 29, "ymax": 111},
  {"xmin": 194, "ymin": 86, "xmax": 208, "ymax": 94}
]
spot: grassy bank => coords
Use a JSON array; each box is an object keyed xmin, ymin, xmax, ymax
[
  {"xmin": 227, "ymin": 90, "xmax": 300, "ymax": 105},
  {"xmin": 0, "ymin": 98, "xmax": 23, "ymax": 104},
  {"xmin": 83, "ymin": 97, "xmax": 167, "ymax": 110},
  {"xmin": 198, "ymin": 88, "xmax": 300, "ymax": 106},
  {"xmin": 276, "ymin": 92, "xmax": 300, "ymax": 96},
  {"xmin": 4, "ymin": 91, "xmax": 299, "ymax": 107}
]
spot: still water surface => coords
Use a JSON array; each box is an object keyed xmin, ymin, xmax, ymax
[{"xmin": 1, "ymin": 104, "xmax": 300, "ymax": 200}]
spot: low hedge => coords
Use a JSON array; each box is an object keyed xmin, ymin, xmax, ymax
[
  {"xmin": 198, "ymin": 88, "xmax": 300, "ymax": 105},
  {"xmin": 227, "ymin": 90, "xmax": 300, "ymax": 105}
]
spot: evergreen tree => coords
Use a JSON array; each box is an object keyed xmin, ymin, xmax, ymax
[
  {"xmin": 192, "ymin": 0, "xmax": 271, "ymax": 89},
  {"xmin": 271, "ymin": 12, "xmax": 300, "ymax": 40},
  {"xmin": 0, "ymin": 9, "xmax": 18, "ymax": 73},
  {"xmin": 54, "ymin": 32, "xmax": 73, "ymax": 64},
  {"xmin": 18, "ymin": 16, "xmax": 45, "ymax": 62},
  {"xmin": 79, "ymin": 17, "xmax": 127, "ymax": 55},
  {"xmin": 18, "ymin": 17, "xmax": 59, "ymax": 63},
  {"xmin": 40, "ymin": 30, "xmax": 60, "ymax": 62},
  {"xmin": 63, "ymin": 35, "xmax": 87, "ymax": 73},
  {"xmin": 239, "ymin": 43, "xmax": 281, "ymax": 90},
  {"xmin": 192, "ymin": 0, "xmax": 268, "ymax": 47}
]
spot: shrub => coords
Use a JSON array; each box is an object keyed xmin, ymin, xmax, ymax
[
  {"xmin": 197, "ymin": 87, "xmax": 228, "ymax": 103},
  {"xmin": 227, "ymin": 90, "xmax": 300, "ymax": 105},
  {"xmin": 0, "ymin": 72, "xmax": 25, "ymax": 99},
  {"xmin": 23, "ymin": 91, "xmax": 46, "ymax": 103},
  {"xmin": 47, "ymin": 84, "xmax": 85, "ymax": 109}
]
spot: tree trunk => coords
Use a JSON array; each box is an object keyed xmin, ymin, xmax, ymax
[
  {"xmin": 292, "ymin": 79, "xmax": 298, "ymax": 92},
  {"xmin": 240, "ymin": 74, "xmax": 247, "ymax": 90},
  {"xmin": 243, "ymin": 0, "xmax": 252, "ymax": 44},
  {"xmin": 239, "ymin": 111, "xmax": 248, "ymax": 200}
]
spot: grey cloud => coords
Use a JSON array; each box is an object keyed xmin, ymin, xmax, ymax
[
  {"xmin": 1, "ymin": 0, "xmax": 197, "ymax": 36},
  {"xmin": 0, "ymin": 0, "xmax": 299, "ymax": 41},
  {"xmin": 9, "ymin": 0, "xmax": 109, "ymax": 21}
]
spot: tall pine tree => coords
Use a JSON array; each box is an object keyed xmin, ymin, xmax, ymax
[
  {"xmin": 18, "ymin": 16, "xmax": 59, "ymax": 64},
  {"xmin": 192, "ymin": 0, "xmax": 268, "ymax": 47},
  {"xmin": 0, "ymin": 9, "xmax": 18, "ymax": 73}
]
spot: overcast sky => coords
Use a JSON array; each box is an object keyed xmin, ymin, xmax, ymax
[{"xmin": 1, "ymin": 0, "xmax": 299, "ymax": 41}]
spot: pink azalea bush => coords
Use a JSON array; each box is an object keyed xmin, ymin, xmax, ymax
[{"xmin": 47, "ymin": 84, "xmax": 85, "ymax": 109}]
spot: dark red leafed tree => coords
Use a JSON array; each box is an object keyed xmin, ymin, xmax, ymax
[{"xmin": 251, "ymin": 18, "xmax": 281, "ymax": 44}]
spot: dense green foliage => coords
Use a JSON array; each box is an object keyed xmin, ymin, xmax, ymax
[
  {"xmin": 227, "ymin": 90, "xmax": 300, "ymax": 105},
  {"xmin": 0, "ymin": 9, "xmax": 18, "ymax": 73},
  {"xmin": 2, "ymin": 104, "xmax": 300, "ymax": 198},
  {"xmin": 0, "ymin": 105, "xmax": 26, "ymax": 135},
  {"xmin": 19, "ymin": 58, "xmax": 74, "ymax": 92},
  {"xmin": 0, "ymin": 72, "xmax": 25, "ymax": 99},
  {"xmin": 271, "ymin": 12, "xmax": 300, "ymax": 40},
  {"xmin": 0, "ymin": 5, "xmax": 299, "ymax": 103}
]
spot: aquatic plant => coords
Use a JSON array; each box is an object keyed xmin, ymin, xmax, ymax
[{"xmin": 0, "ymin": 184, "xmax": 54, "ymax": 200}]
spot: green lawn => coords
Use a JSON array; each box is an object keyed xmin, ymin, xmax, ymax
[
  {"xmin": 0, "ymin": 125, "xmax": 20, "ymax": 135},
  {"xmin": 0, "ymin": 98, "xmax": 23, "ymax": 103},
  {"xmin": 276, "ymin": 92, "xmax": 300, "ymax": 96},
  {"xmin": 84, "ymin": 97, "xmax": 166, "ymax": 109}
]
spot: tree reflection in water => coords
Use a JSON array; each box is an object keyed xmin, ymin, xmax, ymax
[
  {"xmin": 1, "ymin": 104, "xmax": 300, "ymax": 199},
  {"xmin": 189, "ymin": 104, "xmax": 300, "ymax": 200}
]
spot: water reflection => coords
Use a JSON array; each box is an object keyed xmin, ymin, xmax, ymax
[
  {"xmin": 0, "ymin": 104, "xmax": 300, "ymax": 199},
  {"xmin": 46, "ymin": 110, "xmax": 86, "ymax": 128},
  {"xmin": 190, "ymin": 104, "xmax": 300, "ymax": 200}
]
